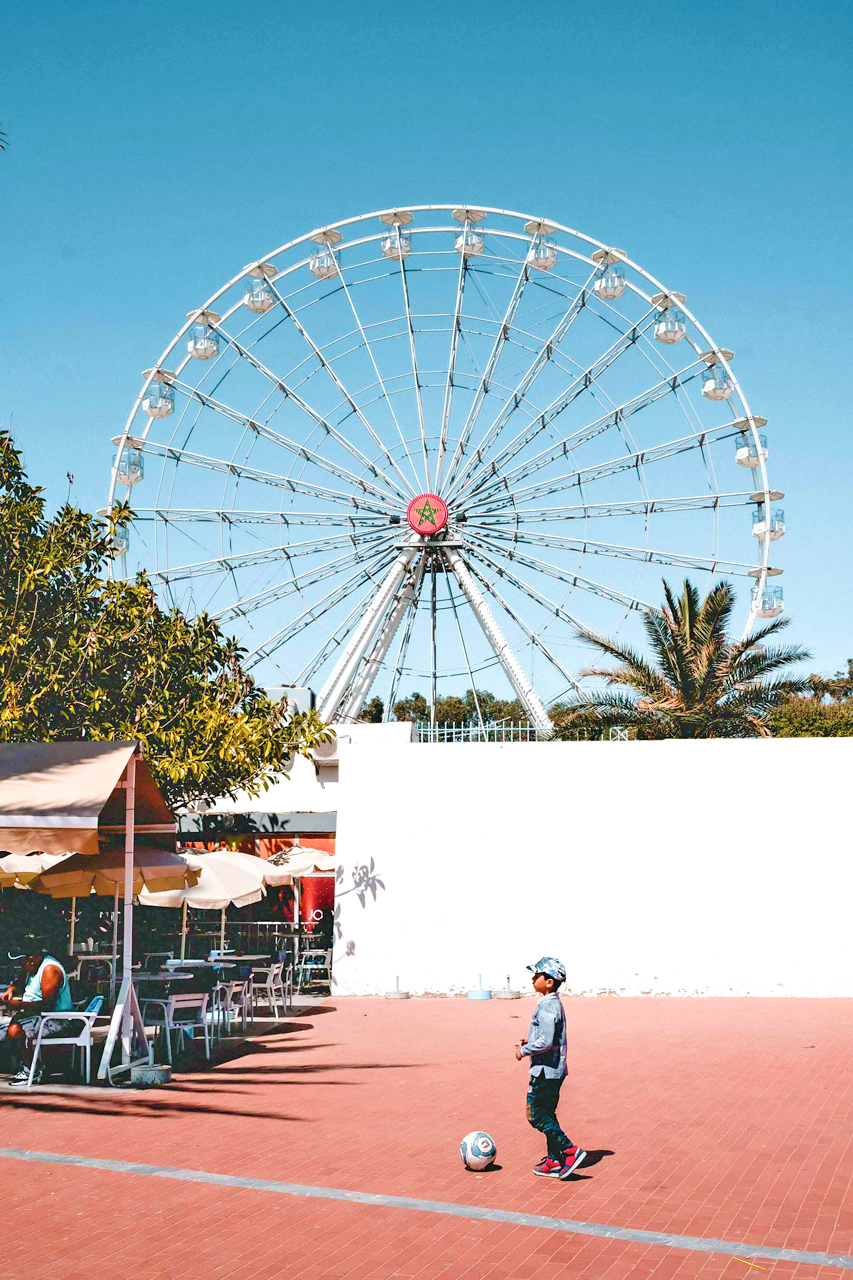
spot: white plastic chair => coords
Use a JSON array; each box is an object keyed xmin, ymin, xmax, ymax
[
  {"xmin": 296, "ymin": 949, "xmax": 332, "ymax": 993},
  {"xmin": 252, "ymin": 962, "xmax": 286, "ymax": 1018},
  {"xmin": 141, "ymin": 991, "xmax": 210, "ymax": 1063},
  {"xmin": 219, "ymin": 980, "xmax": 249, "ymax": 1034},
  {"xmin": 27, "ymin": 995, "xmax": 105, "ymax": 1087}
]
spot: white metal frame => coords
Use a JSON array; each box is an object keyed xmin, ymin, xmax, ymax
[{"xmin": 107, "ymin": 206, "xmax": 782, "ymax": 723}]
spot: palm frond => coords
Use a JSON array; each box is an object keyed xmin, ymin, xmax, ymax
[
  {"xmin": 642, "ymin": 607, "xmax": 686, "ymax": 691},
  {"xmin": 573, "ymin": 626, "xmax": 670, "ymax": 692}
]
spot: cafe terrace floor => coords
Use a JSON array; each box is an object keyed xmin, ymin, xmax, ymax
[{"xmin": 0, "ymin": 995, "xmax": 851, "ymax": 1280}]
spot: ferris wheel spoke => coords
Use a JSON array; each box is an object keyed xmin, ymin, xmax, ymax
[
  {"xmin": 169, "ymin": 374, "xmax": 403, "ymax": 507},
  {"xmin": 466, "ymin": 533, "xmax": 652, "ymax": 615},
  {"xmin": 383, "ymin": 557, "xmax": 426, "ymax": 720},
  {"xmin": 293, "ymin": 580, "xmax": 387, "ymax": 686},
  {"xmin": 212, "ymin": 539, "xmax": 398, "ymax": 624},
  {"xmin": 444, "ymin": 576, "xmax": 486, "ymax": 732},
  {"xmin": 429, "ymin": 563, "xmax": 438, "ymax": 724},
  {"xmin": 338, "ymin": 559, "xmax": 424, "ymax": 723},
  {"xmin": 129, "ymin": 438, "xmax": 398, "ymax": 514},
  {"xmin": 244, "ymin": 553, "xmax": 399, "ymax": 670},
  {"xmin": 149, "ymin": 529, "xmax": 393, "ymax": 587},
  {"xmin": 465, "ymin": 420, "xmax": 745, "ymax": 515},
  {"xmin": 451, "ymin": 307, "xmax": 661, "ymax": 506},
  {"xmin": 466, "ymin": 524, "xmax": 757, "ymax": 578},
  {"xmin": 442, "ymin": 264, "xmax": 603, "ymax": 501},
  {"xmin": 440, "ymin": 240, "xmax": 537, "ymax": 496},
  {"xmin": 394, "ymin": 229, "xmax": 430, "ymax": 489},
  {"xmin": 434, "ymin": 251, "xmax": 469, "ymax": 492},
  {"xmin": 264, "ymin": 278, "xmax": 418, "ymax": 500},
  {"xmin": 333, "ymin": 258, "xmax": 422, "ymax": 491},
  {"xmin": 463, "ymin": 359, "xmax": 706, "ymax": 504},
  {"xmin": 132, "ymin": 507, "xmax": 390, "ymax": 528},
  {"xmin": 464, "ymin": 558, "xmax": 582, "ymax": 694},
  {"xmin": 468, "ymin": 491, "xmax": 760, "ymax": 525},
  {"xmin": 444, "ymin": 547, "xmax": 554, "ymax": 735}
]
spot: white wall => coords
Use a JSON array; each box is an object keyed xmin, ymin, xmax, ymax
[{"xmin": 333, "ymin": 739, "xmax": 852, "ymax": 997}]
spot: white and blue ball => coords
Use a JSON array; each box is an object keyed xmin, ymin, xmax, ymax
[{"xmin": 460, "ymin": 1131, "xmax": 497, "ymax": 1171}]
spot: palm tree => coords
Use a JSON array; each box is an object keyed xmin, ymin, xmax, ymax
[{"xmin": 552, "ymin": 578, "xmax": 812, "ymax": 739}]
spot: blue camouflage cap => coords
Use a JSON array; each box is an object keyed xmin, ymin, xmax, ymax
[{"xmin": 527, "ymin": 956, "xmax": 566, "ymax": 983}]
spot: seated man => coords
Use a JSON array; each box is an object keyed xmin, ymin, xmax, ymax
[{"xmin": 0, "ymin": 951, "xmax": 74, "ymax": 1085}]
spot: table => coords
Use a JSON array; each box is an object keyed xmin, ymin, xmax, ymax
[
  {"xmin": 164, "ymin": 960, "xmax": 235, "ymax": 971},
  {"xmin": 131, "ymin": 972, "xmax": 193, "ymax": 984}
]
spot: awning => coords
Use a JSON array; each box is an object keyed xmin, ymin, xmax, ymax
[{"xmin": 0, "ymin": 742, "xmax": 175, "ymax": 856}]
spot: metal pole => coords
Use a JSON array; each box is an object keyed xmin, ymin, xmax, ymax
[
  {"xmin": 445, "ymin": 548, "xmax": 554, "ymax": 737},
  {"xmin": 220, "ymin": 907, "xmax": 226, "ymax": 954},
  {"xmin": 180, "ymin": 899, "xmax": 188, "ymax": 960},
  {"xmin": 294, "ymin": 878, "xmax": 300, "ymax": 963},
  {"xmin": 121, "ymin": 752, "xmax": 136, "ymax": 1061},
  {"xmin": 68, "ymin": 896, "xmax": 76, "ymax": 959},
  {"xmin": 111, "ymin": 887, "xmax": 119, "ymax": 1004}
]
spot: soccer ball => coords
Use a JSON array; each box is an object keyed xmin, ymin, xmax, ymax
[{"xmin": 460, "ymin": 1131, "xmax": 497, "ymax": 1171}]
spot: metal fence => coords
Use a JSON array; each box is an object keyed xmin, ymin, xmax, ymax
[
  {"xmin": 415, "ymin": 721, "xmax": 629, "ymax": 743},
  {"xmin": 415, "ymin": 721, "xmax": 538, "ymax": 742}
]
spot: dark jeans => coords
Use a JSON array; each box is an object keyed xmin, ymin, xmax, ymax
[{"xmin": 526, "ymin": 1072, "xmax": 572, "ymax": 1159}]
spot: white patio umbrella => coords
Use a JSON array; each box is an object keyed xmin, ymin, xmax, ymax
[
  {"xmin": 203, "ymin": 847, "xmax": 294, "ymax": 887},
  {"xmin": 139, "ymin": 850, "xmax": 267, "ymax": 958},
  {"xmin": 265, "ymin": 846, "xmax": 335, "ymax": 933},
  {"xmin": 266, "ymin": 846, "xmax": 335, "ymax": 876}
]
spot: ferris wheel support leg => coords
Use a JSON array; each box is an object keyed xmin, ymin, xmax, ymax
[
  {"xmin": 445, "ymin": 548, "xmax": 554, "ymax": 738},
  {"xmin": 317, "ymin": 543, "xmax": 418, "ymax": 724},
  {"xmin": 336, "ymin": 565, "xmax": 421, "ymax": 724}
]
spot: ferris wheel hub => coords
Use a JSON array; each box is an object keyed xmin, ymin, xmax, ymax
[{"xmin": 406, "ymin": 493, "xmax": 448, "ymax": 535}]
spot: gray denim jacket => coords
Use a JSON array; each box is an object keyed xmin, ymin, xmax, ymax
[{"xmin": 520, "ymin": 992, "xmax": 567, "ymax": 1079}]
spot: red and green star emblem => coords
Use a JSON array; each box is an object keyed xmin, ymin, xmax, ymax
[{"xmin": 406, "ymin": 493, "xmax": 448, "ymax": 535}]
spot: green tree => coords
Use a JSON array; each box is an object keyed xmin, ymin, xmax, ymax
[
  {"xmin": 553, "ymin": 578, "xmax": 812, "ymax": 739},
  {"xmin": 0, "ymin": 431, "xmax": 330, "ymax": 806},
  {"xmin": 765, "ymin": 697, "xmax": 853, "ymax": 738},
  {"xmin": 392, "ymin": 688, "xmax": 528, "ymax": 724},
  {"xmin": 358, "ymin": 695, "xmax": 384, "ymax": 723},
  {"xmin": 392, "ymin": 691, "xmax": 428, "ymax": 722}
]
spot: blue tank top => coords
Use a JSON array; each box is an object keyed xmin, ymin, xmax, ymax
[{"xmin": 22, "ymin": 956, "xmax": 73, "ymax": 1012}]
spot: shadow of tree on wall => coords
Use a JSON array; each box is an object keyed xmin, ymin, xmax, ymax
[{"xmin": 332, "ymin": 859, "xmax": 386, "ymax": 984}]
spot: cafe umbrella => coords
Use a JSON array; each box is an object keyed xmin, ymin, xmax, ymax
[{"xmin": 139, "ymin": 851, "xmax": 267, "ymax": 958}]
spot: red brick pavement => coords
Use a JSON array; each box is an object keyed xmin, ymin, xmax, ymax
[{"xmin": 1, "ymin": 997, "xmax": 852, "ymax": 1279}]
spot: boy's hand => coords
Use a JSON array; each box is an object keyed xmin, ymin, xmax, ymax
[{"xmin": 515, "ymin": 1043, "xmax": 524, "ymax": 1061}]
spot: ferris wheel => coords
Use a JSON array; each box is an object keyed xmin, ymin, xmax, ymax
[{"xmin": 107, "ymin": 204, "xmax": 784, "ymax": 735}]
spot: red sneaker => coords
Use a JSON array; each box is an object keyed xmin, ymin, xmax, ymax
[
  {"xmin": 533, "ymin": 1157, "xmax": 563, "ymax": 1178},
  {"xmin": 559, "ymin": 1146, "xmax": 588, "ymax": 1179}
]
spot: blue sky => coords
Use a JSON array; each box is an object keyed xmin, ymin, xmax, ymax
[{"xmin": 2, "ymin": 0, "xmax": 850, "ymax": 677}]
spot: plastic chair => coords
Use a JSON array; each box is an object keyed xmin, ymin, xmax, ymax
[
  {"xmin": 141, "ymin": 991, "xmax": 210, "ymax": 1063},
  {"xmin": 27, "ymin": 995, "xmax": 105, "ymax": 1087},
  {"xmin": 252, "ymin": 962, "xmax": 286, "ymax": 1018},
  {"xmin": 296, "ymin": 949, "xmax": 332, "ymax": 993},
  {"xmin": 220, "ymin": 980, "xmax": 249, "ymax": 1034}
]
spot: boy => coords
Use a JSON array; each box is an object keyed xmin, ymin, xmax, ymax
[{"xmin": 515, "ymin": 956, "xmax": 587, "ymax": 1179}]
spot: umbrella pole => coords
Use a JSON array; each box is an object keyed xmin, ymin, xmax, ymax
[
  {"xmin": 121, "ymin": 753, "xmax": 137, "ymax": 1061},
  {"xmin": 69, "ymin": 895, "xmax": 76, "ymax": 959},
  {"xmin": 220, "ymin": 907, "xmax": 226, "ymax": 954},
  {"xmin": 111, "ymin": 886, "xmax": 119, "ymax": 1003},
  {"xmin": 294, "ymin": 877, "xmax": 300, "ymax": 963},
  {"xmin": 180, "ymin": 899, "xmax": 187, "ymax": 960}
]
